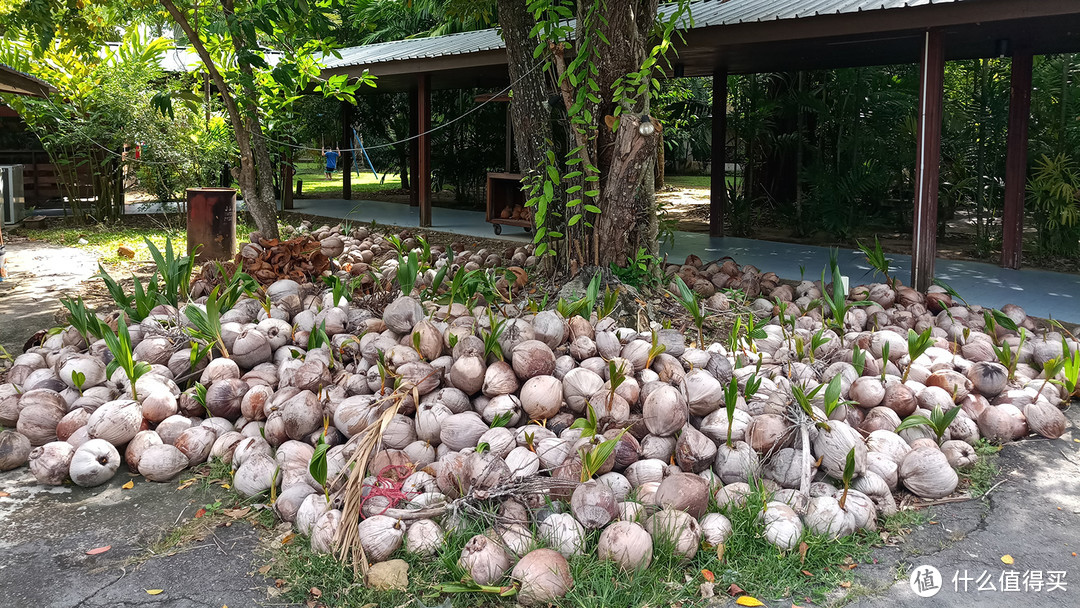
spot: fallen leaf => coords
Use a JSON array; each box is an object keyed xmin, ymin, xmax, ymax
[
  {"xmin": 716, "ymin": 542, "xmax": 725, "ymax": 562},
  {"xmin": 86, "ymin": 545, "xmax": 111, "ymax": 555},
  {"xmin": 221, "ymin": 483, "xmax": 230, "ymax": 490},
  {"xmin": 146, "ymin": 589, "xmax": 164, "ymax": 595},
  {"xmin": 275, "ymin": 578, "xmax": 286, "ymax": 588},
  {"xmin": 224, "ymin": 507, "xmax": 251, "ymax": 519},
  {"xmin": 798, "ymin": 541, "xmax": 808, "ymax": 564},
  {"xmin": 177, "ymin": 480, "xmax": 195, "ymax": 490},
  {"xmin": 310, "ymin": 587, "xmax": 322, "ymax": 598},
  {"xmin": 801, "ymin": 570, "xmax": 813, "ymax": 577},
  {"xmin": 727, "ymin": 583, "xmax": 745, "ymax": 597},
  {"xmin": 1001, "ymin": 554, "xmax": 1014, "ymax": 565},
  {"xmin": 194, "ymin": 508, "xmax": 207, "ymax": 518},
  {"xmin": 701, "ymin": 569, "xmax": 715, "ymax": 582},
  {"xmin": 0, "ymin": 491, "xmax": 9, "ymax": 498},
  {"xmin": 281, "ymin": 533, "xmax": 296, "ymax": 545},
  {"xmin": 839, "ymin": 581, "xmax": 852, "ymax": 589},
  {"xmin": 735, "ymin": 597, "xmax": 765, "ymax": 607},
  {"xmin": 122, "ymin": 480, "xmax": 134, "ymax": 490},
  {"xmin": 258, "ymin": 565, "xmax": 272, "ymax": 575},
  {"xmin": 699, "ymin": 582, "xmax": 715, "ymax": 599}
]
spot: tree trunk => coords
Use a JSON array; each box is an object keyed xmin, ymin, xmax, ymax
[
  {"xmin": 496, "ymin": 0, "xmax": 553, "ymax": 185},
  {"xmin": 159, "ymin": 0, "xmax": 280, "ymax": 239},
  {"xmin": 593, "ymin": 0, "xmax": 660, "ymax": 265}
]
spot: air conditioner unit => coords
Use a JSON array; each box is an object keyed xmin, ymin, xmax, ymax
[{"xmin": 0, "ymin": 165, "xmax": 26, "ymax": 225}]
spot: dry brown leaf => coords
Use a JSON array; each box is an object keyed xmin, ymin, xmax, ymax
[
  {"xmin": 257, "ymin": 565, "xmax": 272, "ymax": 575},
  {"xmin": 0, "ymin": 491, "xmax": 9, "ymax": 498},
  {"xmin": 194, "ymin": 508, "xmax": 206, "ymax": 519},
  {"xmin": 798, "ymin": 541, "xmax": 809, "ymax": 564},
  {"xmin": 727, "ymin": 583, "xmax": 745, "ymax": 597},
  {"xmin": 223, "ymin": 507, "xmax": 251, "ymax": 519},
  {"xmin": 801, "ymin": 570, "xmax": 813, "ymax": 577},
  {"xmin": 839, "ymin": 581, "xmax": 852, "ymax": 589},
  {"xmin": 281, "ymin": 533, "xmax": 296, "ymax": 545}
]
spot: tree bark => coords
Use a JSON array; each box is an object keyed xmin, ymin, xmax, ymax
[
  {"xmin": 159, "ymin": 0, "xmax": 280, "ymax": 239},
  {"xmin": 592, "ymin": 0, "xmax": 660, "ymax": 265},
  {"xmin": 496, "ymin": 0, "xmax": 553, "ymax": 185}
]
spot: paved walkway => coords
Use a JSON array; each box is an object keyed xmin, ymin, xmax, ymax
[{"xmin": 290, "ymin": 198, "xmax": 1080, "ymax": 323}]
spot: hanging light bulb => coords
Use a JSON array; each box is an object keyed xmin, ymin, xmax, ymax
[{"xmin": 638, "ymin": 115, "xmax": 656, "ymax": 136}]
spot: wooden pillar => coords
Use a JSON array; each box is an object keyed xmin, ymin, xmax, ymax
[
  {"xmin": 282, "ymin": 149, "xmax": 294, "ymax": 210},
  {"xmin": 911, "ymin": 30, "xmax": 945, "ymax": 292},
  {"xmin": 1002, "ymin": 49, "xmax": 1033, "ymax": 270},
  {"xmin": 341, "ymin": 101, "xmax": 352, "ymax": 201},
  {"xmin": 409, "ymin": 89, "xmax": 419, "ymax": 207},
  {"xmin": 417, "ymin": 73, "xmax": 432, "ymax": 227},
  {"xmin": 710, "ymin": 68, "xmax": 728, "ymax": 238}
]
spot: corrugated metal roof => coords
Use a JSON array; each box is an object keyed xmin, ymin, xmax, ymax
[
  {"xmin": 0, "ymin": 62, "xmax": 56, "ymax": 96},
  {"xmin": 325, "ymin": 0, "xmax": 963, "ymax": 70},
  {"xmin": 328, "ymin": 28, "xmax": 505, "ymax": 69}
]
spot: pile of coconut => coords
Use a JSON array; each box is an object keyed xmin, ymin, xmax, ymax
[{"xmin": 0, "ymin": 231, "xmax": 1074, "ymax": 604}]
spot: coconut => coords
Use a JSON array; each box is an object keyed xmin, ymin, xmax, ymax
[
  {"xmin": 29, "ymin": 441, "xmax": 75, "ymax": 484},
  {"xmin": 570, "ymin": 481, "xmax": 618, "ymax": 529},
  {"xmin": 440, "ymin": 412, "xmax": 489, "ymax": 452},
  {"xmin": 812, "ymin": 421, "xmax": 867, "ymax": 479},
  {"xmin": 84, "ymin": 399, "xmax": 142, "ymax": 447},
  {"xmin": 138, "ymin": 444, "xmax": 190, "ymax": 481},
  {"xmin": 458, "ymin": 533, "xmax": 512, "ymax": 585},
  {"xmin": 512, "ymin": 340, "xmax": 556, "ymax": 380},
  {"xmin": 699, "ymin": 513, "xmax": 733, "ymax": 546},
  {"xmin": 966, "ymin": 361, "xmax": 1007, "ymax": 398},
  {"xmin": 714, "ymin": 441, "xmax": 760, "ymax": 484},
  {"xmin": 519, "ymin": 375, "xmax": 563, "ymax": 420},
  {"xmin": 940, "ymin": 440, "xmax": 978, "ymax": 470},
  {"xmin": 746, "ymin": 413, "xmax": 791, "ymax": 453},
  {"xmin": 645, "ymin": 507, "xmax": 701, "ymax": 558},
  {"xmin": 762, "ymin": 501, "xmax": 804, "ymax": 550},
  {"xmin": 899, "ymin": 446, "xmax": 958, "ymax": 499},
  {"xmin": 803, "ymin": 496, "xmax": 851, "ymax": 537},
  {"xmin": 69, "ymin": 438, "xmax": 120, "ymax": 487},
  {"xmin": 538, "ymin": 513, "xmax": 586, "ymax": 558},
  {"xmin": 849, "ymin": 377, "xmax": 886, "ymax": 408},
  {"xmin": 234, "ymin": 453, "xmax": 278, "ymax": 497},
  {"xmin": 512, "ymin": 548, "xmax": 573, "ymax": 606},
  {"xmin": 0, "ymin": 430, "xmax": 32, "ymax": 471},
  {"xmin": 977, "ymin": 405, "xmax": 1019, "ymax": 444},
  {"xmin": 1024, "ymin": 400, "xmax": 1066, "ymax": 439},
  {"xmin": 643, "ymin": 384, "xmax": 688, "ymax": 436},
  {"xmin": 654, "ymin": 472, "xmax": 710, "ymax": 518},
  {"xmin": 297, "ymin": 494, "xmax": 331, "ymax": 536},
  {"xmin": 597, "ymin": 521, "xmax": 653, "ymax": 571},
  {"xmin": 882, "ymin": 384, "xmax": 917, "ymax": 418},
  {"xmin": 15, "ymin": 394, "xmax": 67, "ymax": 446},
  {"xmin": 310, "ymin": 509, "xmax": 342, "ymax": 554},
  {"xmin": 562, "ymin": 368, "xmax": 604, "ymax": 413},
  {"xmin": 174, "ymin": 426, "xmax": 217, "ymax": 465},
  {"xmin": 406, "ymin": 519, "xmax": 444, "ymax": 557}
]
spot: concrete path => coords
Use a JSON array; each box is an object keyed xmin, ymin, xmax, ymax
[
  {"xmin": 0, "ymin": 238, "xmax": 98, "ymax": 353},
  {"xmin": 288, "ymin": 198, "xmax": 1080, "ymax": 323},
  {"xmin": 0, "ymin": 467, "xmax": 281, "ymax": 608},
  {"xmin": 845, "ymin": 405, "xmax": 1080, "ymax": 608}
]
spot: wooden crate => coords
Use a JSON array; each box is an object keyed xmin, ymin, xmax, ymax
[{"xmin": 485, "ymin": 172, "xmax": 529, "ymax": 235}]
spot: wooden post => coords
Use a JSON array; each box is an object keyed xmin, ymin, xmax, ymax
[
  {"xmin": 710, "ymin": 68, "xmax": 728, "ymax": 238},
  {"xmin": 409, "ymin": 89, "xmax": 419, "ymax": 207},
  {"xmin": 283, "ymin": 148, "xmax": 294, "ymax": 210},
  {"xmin": 911, "ymin": 30, "xmax": 945, "ymax": 292},
  {"xmin": 1002, "ymin": 49, "xmax": 1033, "ymax": 270},
  {"xmin": 341, "ymin": 101, "xmax": 352, "ymax": 201},
  {"xmin": 417, "ymin": 73, "xmax": 432, "ymax": 227}
]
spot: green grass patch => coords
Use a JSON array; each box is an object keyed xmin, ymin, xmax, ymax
[
  {"xmin": 963, "ymin": 439, "xmax": 1001, "ymax": 498},
  {"xmin": 665, "ymin": 174, "xmax": 740, "ymax": 190},
  {"xmin": 16, "ymin": 216, "xmax": 258, "ymax": 268},
  {"xmin": 293, "ymin": 160, "xmax": 401, "ymax": 199},
  {"xmin": 266, "ymin": 489, "xmax": 883, "ymax": 608}
]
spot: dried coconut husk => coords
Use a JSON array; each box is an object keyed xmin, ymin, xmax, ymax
[
  {"xmin": 899, "ymin": 446, "xmax": 958, "ymax": 499},
  {"xmin": 1024, "ymin": 400, "xmax": 1066, "ymax": 439},
  {"xmin": 812, "ymin": 421, "xmax": 867, "ymax": 479}
]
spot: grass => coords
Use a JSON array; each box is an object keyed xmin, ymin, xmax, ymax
[
  {"xmin": 962, "ymin": 439, "xmax": 1002, "ymax": 498},
  {"xmin": 293, "ymin": 159, "xmax": 402, "ymax": 198},
  {"xmin": 665, "ymin": 174, "xmax": 741, "ymax": 190},
  {"xmin": 265, "ymin": 486, "xmax": 885, "ymax": 608},
  {"xmin": 15, "ymin": 215, "xmax": 259, "ymax": 268}
]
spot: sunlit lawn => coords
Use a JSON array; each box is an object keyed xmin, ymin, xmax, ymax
[{"xmin": 292, "ymin": 160, "xmax": 401, "ymax": 198}]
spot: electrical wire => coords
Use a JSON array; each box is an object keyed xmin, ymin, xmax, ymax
[{"xmin": 263, "ymin": 55, "xmax": 548, "ymax": 153}]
